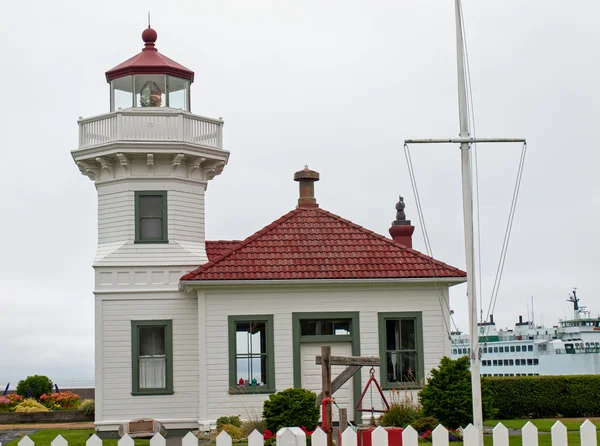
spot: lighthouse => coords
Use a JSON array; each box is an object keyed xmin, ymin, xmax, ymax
[{"xmin": 72, "ymin": 27, "xmax": 229, "ymax": 431}]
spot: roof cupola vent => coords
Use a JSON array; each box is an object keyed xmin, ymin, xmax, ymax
[
  {"xmin": 141, "ymin": 26, "xmax": 158, "ymax": 50},
  {"xmin": 389, "ymin": 196, "xmax": 415, "ymax": 248},
  {"xmin": 294, "ymin": 166, "xmax": 320, "ymax": 209}
]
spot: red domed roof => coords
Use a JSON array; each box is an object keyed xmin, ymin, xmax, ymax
[{"xmin": 105, "ymin": 27, "xmax": 194, "ymax": 82}]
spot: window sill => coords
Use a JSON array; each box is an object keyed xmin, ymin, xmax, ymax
[
  {"xmin": 131, "ymin": 390, "xmax": 174, "ymax": 396},
  {"xmin": 228, "ymin": 386, "xmax": 275, "ymax": 395},
  {"xmin": 134, "ymin": 240, "xmax": 169, "ymax": 244}
]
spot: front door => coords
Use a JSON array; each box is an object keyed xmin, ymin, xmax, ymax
[{"xmin": 300, "ymin": 343, "xmax": 354, "ymax": 421}]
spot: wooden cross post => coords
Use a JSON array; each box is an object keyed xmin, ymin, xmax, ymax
[
  {"xmin": 320, "ymin": 346, "xmax": 333, "ymax": 446},
  {"xmin": 317, "ymin": 348, "xmax": 381, "ymax": 446}
]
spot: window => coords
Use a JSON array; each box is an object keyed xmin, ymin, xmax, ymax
[
  {"xmin": 510, "ymin": 346, "xmax": 515, "ymax": 352},
  {"xmin": 379, "ymin": 312, "xmax": 423, "ymax": 386},
  {"xmin": 509, "ymin": 359, "xmax": 514, "ymax": 366},
  {"xmin": 516, "ymin": 345, "xmax": 521, "ymax": 352},
  {"xmin": 131, "ymin": 320, "xmax": 173, "ymax": 395},
  {"xmin": 483, "ymin": 347, "xmax": 488, "ymax": 353},
  {"xmin": 301, "ymin": 319, "xmax": 351, "ymax": 336},
  {"xmin": 229, "ymin": 315, "xmax": 275, "ymax": 393},
  {"xmin": 499, "ymin": 346, "xmax": 504, "ymax": 353},
  {"xmin": 527, "ymin": 359, "xmax": 533, "ymax": 366},
  {"xmin": 528, "ymin": 345, "xmax": 534, "ymax": 352},
  {"xmin": 494, "ymin": 347, "xmax": 498, "ymax": 353},
  {"xmin": 135, "ymin": 191, "xmax": 168, "ymax": 243},
  {"xmin": 452, "ymin": 349, "xmax": 457, "ymax": 354},
  {"xmin": 533, "ymin": 358, "xmax": 539, "ymax": 365},
  {"xmin": 503, "ymin": 359, "xmax": 509, "ymax": 366}
]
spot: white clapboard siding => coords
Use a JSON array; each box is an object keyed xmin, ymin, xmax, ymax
[
  {"xmin": 11, "ymin": 422, "xmax": 600, "ymax": 446},
  {"xmin": 204, "ymin": 287, "xmax": 449, "ymax": 420},
  {"xmin": 100, "ymin": 297, "xmax": 199, "ymax": 422}
]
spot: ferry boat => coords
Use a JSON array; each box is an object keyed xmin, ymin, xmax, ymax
[{"xmin": 450, "ymin": 290, "xmax": 600, "ymax": 376}]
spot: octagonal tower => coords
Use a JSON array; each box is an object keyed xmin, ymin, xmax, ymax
[{"xmin": 72, "ymin": 26, "xmax": 229, "ymax": 284}]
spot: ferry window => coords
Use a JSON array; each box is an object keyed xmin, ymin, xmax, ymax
[
  {"xmin": 528, "ymin": 373, "xmax": 533, "ymax": 376},
  {"xmin": 533, "ymin": 359, "xmax": 539, "ymax": 365},
  {"xmin": 503, "ymin": 359, "xmax": 509, "ymax": 366},
  {"xmin": 494, "ymin": 347, "xmax": 498, "ymax": 353},
  {"xmin": 510, "ymin": 346, "xmax": 515, "ymax": 352},
  {"xmin": 499, "ymin": 346, "xmax": 504, "ymax": 353},
  {"xmin": 527, "ymin": 359, "xmax": 533, "ymax": 365},
  {"xmin": 509, "ymin": 359, "xmax": 514, "ymax": 366},
  {"xmin": 493, "ymin": 374, "xmax": 499, "ymax": 377},
  {"xmin": 452, "ymin": 349, "xmax": 457, "ymax": 354},
  {"xmin": 468, "ymin": 348, "xmax": 471, "ymax": 353},
  {"xmin": 493, "ymin": 360, "xmax": 498, "ymax": 366},
  {"xmin": 483, "ymin": 347, "xmax": 488, "ymax": 353},
  {"xmin": 516, "ymin": 346, "xmax": 521, "ymax": 352},
  {"xmin": 528, "ymin": 345, "xmax": 533, "ymax": 352}
]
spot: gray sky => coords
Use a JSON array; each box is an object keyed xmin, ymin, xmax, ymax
[{"xmin": 1, "ymin": 0, "xmax": 599, "ymax": 386}]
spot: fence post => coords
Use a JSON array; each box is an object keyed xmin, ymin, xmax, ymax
[
  {"xmin": 431, "ymin": 425, "xmax": 449, "ymax": 446},
  {"xmin": 248, "ymin": 429, "xmax": 265, "ymax": 446},
  {"xmin": 371, "ymin": 426, "xmax": 388, "ymax": 446},
  {"xmin": 118, "ymin": 434, "xmax": 134, "ymax": 446},
  {"xmin": 150, "ymin": 433, "xmax": 166, "ymax": 446},
  {"xmin": 521, "ymin": 421, "xmax": 538, "ymax": 446},
  {"xmin": 401, "ymin": 425, "xmax": 418, "ymax": 446},
  {"xmin": 581, "ymin": 420, "xmax": 597, "ymax": 446},
  {"xmin": 551, "ymin": 421, "xmax": 568, "ymax": 446},
  {"xmin": 86, "ymin": 434, "xmax": 102, "ymax": 446},
  {"xmin": 492, "ymin": 423, "xmax": 508, "ymax": 446},
  {"xmin": 51, "ymin": 435, "xmax": 68, "ymax": 446},
  {"xmin": 462, "ymin": 425, "xmax": 478, "ymax": 446},
  {"xmin": 216, "ymin": 431, "xmax": 233, "ymax": 446}
]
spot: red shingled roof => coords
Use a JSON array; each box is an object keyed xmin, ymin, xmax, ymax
[
  {"xmin": 206, "ymin": 240, "xmax": 242, "ymax": 260},
  {"xmin": 185, "ymin": 208, "xmax": 465, "ymax": 281}
]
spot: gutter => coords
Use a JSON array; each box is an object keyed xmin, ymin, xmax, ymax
[{"xmin": 179, "ymin": 276, "xmax": 466, "ymax": 293}]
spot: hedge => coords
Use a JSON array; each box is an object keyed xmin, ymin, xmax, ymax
[{"xmin": 487, "ymin": 375, "xmax": 600, "ymax": 418}]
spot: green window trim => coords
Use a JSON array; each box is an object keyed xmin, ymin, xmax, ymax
[
  {"xmin": 292, "ymin": 312, "xmax": 361, "ymax": 423},
  {"xmin": 378, "ymin": 312, "xmax": 424, "ymax": 389},
  {"xmin": 131, "ymin": 320, "xmax": 174, "ymax": 396},
  {"xmin": 134, "ymin": 191, "xmax": 168, "ymax": 243},
  {"xmin": 228, "ymin": 315, "xmax": 275, "ymax": 394}
]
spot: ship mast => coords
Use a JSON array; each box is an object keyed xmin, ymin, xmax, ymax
[{"xmin": 404, "ymin": 1, "xmax": 526, "ymax": 444}]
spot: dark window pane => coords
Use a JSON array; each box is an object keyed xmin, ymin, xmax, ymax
[
  {"xmin": 386, "ymin": 320, "xmax": 399, "ymax": 351},
  {"xmin": 141, "ymin": 218, "xmax": 163, "ymax": 239},
  {"xmin": 140, "ymin": 195, "xmax": 163, "ymax": 217},
  {"xmin": 386, "ymin": 351, "xmax": 417, "ymax": 382},
  {"xmin": 400, "ymin": 319, "xmax": 416, "ymax": 350},
  {"xmin": 300, "ymin": 319, "xmax": 351, "ymax": 336},
  {"xmin": 139, "ymin": 326, "xmax": 165, "ymax": 356}
]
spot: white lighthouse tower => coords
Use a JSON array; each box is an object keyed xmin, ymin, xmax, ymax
[{"xmin": 72, "ymin": 26, "xmax": 229, "ymax": 433}]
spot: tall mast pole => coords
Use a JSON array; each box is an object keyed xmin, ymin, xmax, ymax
[{"xmin": 455, "ymin": 0, "xmax": 483, "ymax": 443}]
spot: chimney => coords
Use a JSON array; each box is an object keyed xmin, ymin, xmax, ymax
[
  {"xmin": 519, "ymin": 315, "xmax": 523, "ymax": 324},
  {"xmin": 389, "ymin": 196, "xmax": 415, "ymax": 248},
  {"xmin": 490, "ymin": 314, "xmax": 494, "ymax": 324},
  {"xmin": 294, "ymin": 166, "xmax": 320, "ymax": 209}
]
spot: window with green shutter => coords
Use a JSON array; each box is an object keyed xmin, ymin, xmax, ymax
[{"xmin": 131, "ymin": 320, "xmax": 173, "ymax": 395}]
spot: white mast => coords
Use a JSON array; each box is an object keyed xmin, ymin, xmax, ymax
[
  {"xmin": 454, "ymin": 0, "xmax": 483, "ymax": 442},
  {"xmin": 404, "ymin": 2, "xmax": 526, "ymax": 445}
]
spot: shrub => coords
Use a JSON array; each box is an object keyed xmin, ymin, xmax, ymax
[
  {"xmin": 263, "ymin": 388, "xmax": 319, "ymax": 433},
  {"xmin": 419, "ymin": 357, "xmax": 496, "ymax": 428},
  {"xmin": 410, "ymin": 416, "xmax": 439, "ymax": 433},
  {"xmin": 40, "ymin": 391, "xmax": 80, "ymax": 410},
  {"xmin": 486, "ymin": 375, "xmax": 600, "ymax": 418},
  {"xmin": 220, "ymin": 424, "xmax": 245, "ymax": 440},
  {"xmin": 217, "ymin": 415, "xmax": 242, "ymax": 429},
  {"xmin": 241, "ymin": 418, "xmax": 266, "ymax": 436},
  {"xmin": 378, "ymin": 403, "xmax": 421, "ymax": 427},
  {"xmin": 15, "ymin": 398, "xmax": 49, "ymax": 413},
  {"xmin": 16, "ymin": 375, "xmax": 53, "ymax": 400},
  {"xmin": 79, "ymin": 399, "xmax": 95, "ymax": 416}
]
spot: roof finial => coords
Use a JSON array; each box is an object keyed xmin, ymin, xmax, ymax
[{"xmin": 389, "ymin": 195, "xmax": 415, "ymax": 247}]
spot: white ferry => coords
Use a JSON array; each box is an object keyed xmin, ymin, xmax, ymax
[{"xmin": 450, "ymin": 290, "xmax": 600, "ymax": 377}]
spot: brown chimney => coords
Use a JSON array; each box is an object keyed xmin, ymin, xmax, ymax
[
  {"xmin": 389, "ymin": 195, "xmax": 415, "ymax": 248},
  {"xmin": 294, "ymin": 166, "xmax": 320, "ymax": 208}
]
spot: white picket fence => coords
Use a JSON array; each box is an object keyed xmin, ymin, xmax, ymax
[{"xmin": 2, "ymin": 421, "xmax": 598, "ymax": 446}]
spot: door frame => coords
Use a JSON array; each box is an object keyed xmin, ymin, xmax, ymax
[{"xmin": 292, "ymin": 311, "xmax": 361, "ymax": 423}]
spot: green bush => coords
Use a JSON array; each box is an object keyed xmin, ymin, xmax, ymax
[
  {"xmin": 410, "ymin": 416, "xmax": 440, "ymax": 433},
  {"xmin": 79, "ymin": 399, "xmax": 95, "ymax": 416},
  {"xmin": 16, "ymin": 375, "xmax": 53, "ymax": 400},
  {"xmin": 487, "ymin": 375, "xmax": 600, "ymax": 418},
  {"xmin": 263, "ymin": 388, "xmax": 319, "ymax": 432},
  {"xmin": 217, "ymin": 415, "xmax": 242, "ymax": 429},
  {"xmin": 15, "ymin": 398, "xmax": 49, "ymax": 413},
  {"xmin": 220, "ymin": 424, "xmax": 245, "ymax": 440},
  {"xmin": 378, "ymin": 403, "xmax": 421, "ymax": 427},
  {"xmin": 419, "ymin": 357, "xmax": 496, "ymax": 428}
]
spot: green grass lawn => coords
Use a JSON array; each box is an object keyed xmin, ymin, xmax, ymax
[
  {"xmin": 483, "ymin": 418, "xmax": 600, "ymax": 431},
  {"xmin": 3, "ymin": 430, "xmax": 150, "ymax": 446}
]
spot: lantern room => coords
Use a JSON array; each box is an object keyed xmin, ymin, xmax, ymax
[{"xmin": 105, "ymin": 26, "xmax": 194, "ymax": 112}]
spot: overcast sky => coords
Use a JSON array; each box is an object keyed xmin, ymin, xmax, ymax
[{"xmin": 1, "ymin": 0, "xmax": 599, "ymax": 387}]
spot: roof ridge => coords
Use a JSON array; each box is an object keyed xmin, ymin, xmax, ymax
[
  {"xmin": 181, "ymin": 209, "xmax": 302, "ymax": 280},
  {"xmin": 312, "ymin": 207, "xmax": 465, "ymax": 274}
]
